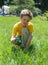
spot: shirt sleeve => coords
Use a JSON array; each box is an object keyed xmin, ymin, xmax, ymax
[
  {"xmin": 12, "ymin": 24, "xmax": 18, "ymax": 37},
  {"xmin": 28, "ymin": 23, "xmax": 34, "ymax": 33}
]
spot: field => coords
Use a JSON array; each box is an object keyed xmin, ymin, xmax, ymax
[{"xmin": 0, "ymin": 16, "xmax": 48, "ymax": 65}]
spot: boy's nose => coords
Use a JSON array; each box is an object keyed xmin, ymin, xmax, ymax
[
  {"xmin": 24, "ymin": 22, "xmax": 27, "ymax": 25},
  {"xmin": 24, "ymin": 21, "xmax": 27, "ymax": 24}
]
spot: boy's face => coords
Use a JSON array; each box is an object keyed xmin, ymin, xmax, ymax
[{"xmin": 21, "ymin": 16, "xmax": 30, "ymax": 27}]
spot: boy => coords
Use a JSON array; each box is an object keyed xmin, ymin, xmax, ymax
[{"xmin": 11, "ymin": 9, "xmax": 34, "ymax": 49}]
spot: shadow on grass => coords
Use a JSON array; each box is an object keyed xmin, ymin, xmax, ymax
[
  {"xmin": 11, "ymin": 45, "xmax": 20, "ymax": 53},
  {"xmin": 11, "ymin": 44, "xmax": 36, "ymax": 55}
]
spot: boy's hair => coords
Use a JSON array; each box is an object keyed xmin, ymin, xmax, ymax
[{"xmin": 20, "ymin": 9, "xmax": 33, "ymax": 19}]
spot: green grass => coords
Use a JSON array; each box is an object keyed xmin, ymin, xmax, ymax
[{"xmin": 0, "ymin": 16, "xmax": 48, "ymax": 65}]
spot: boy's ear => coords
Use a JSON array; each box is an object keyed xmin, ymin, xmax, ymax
[
  {"xmin": 20, "ymin": 16, "xmax": 22, "ymax": 19},
  {"xmin": 20, "ymin": 17, "xmax": 22, "ymax": 20}
]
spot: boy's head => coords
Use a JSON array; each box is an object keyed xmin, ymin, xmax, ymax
[
  {"xmin": 20, "ymin": 9, "xmax": 33, "ymax": 27},
  {"xmin": 20, "ymin": 9, "xmax": 33, "ymax": 19}
]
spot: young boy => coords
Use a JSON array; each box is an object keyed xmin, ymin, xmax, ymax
[{"xmin": 11, "ymin": 9, "xmax": 34, "ymax": 49}]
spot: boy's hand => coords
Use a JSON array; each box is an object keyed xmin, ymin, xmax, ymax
[
  {"xmin": 11, "ymin": 37, "xmax": 16, "ymax": 43},
  {"xmin": 26, "ymin": 42, "xmax": 30, "ymax": 49},
  {"xmin": 26, "ymin": 33, "xmax": 32, "ymax": 49}
]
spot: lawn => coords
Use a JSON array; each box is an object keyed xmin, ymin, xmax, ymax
[{"xmin": 0, "ymin": 16, "xmax": 48, "ymax": 65}]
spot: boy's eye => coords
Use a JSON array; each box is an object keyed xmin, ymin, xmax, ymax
[
  {"xmin": 26, "ymin": 20, "xmax": 29, "ymax": 22},
  {"xmin": 24, "ymin": 19, "xmax": 26, "ymax": 21}
]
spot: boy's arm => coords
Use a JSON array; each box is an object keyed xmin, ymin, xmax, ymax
[
  {"xmin": 26, "ymin": 23, "xmax": 34, "ymax": 48},
  {"xmin": 11, "ymin": 24, "xmax": 18, "ymax": 43},
  {"xmin": 26, "ymin": 33, "xmax": 33, "ymax": 48}
]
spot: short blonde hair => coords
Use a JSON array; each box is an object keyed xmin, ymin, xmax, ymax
[{"xmin": 20, "ymin": 9, "xmax": 33, "ymax": 19}]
